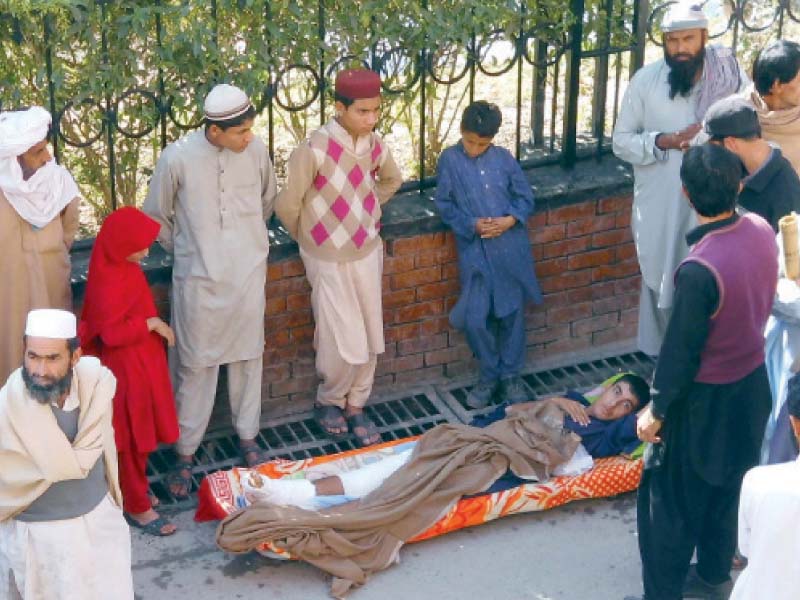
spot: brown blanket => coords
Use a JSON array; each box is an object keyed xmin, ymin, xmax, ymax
[{"xmin": 216, "ymin": 401, "xmax": 579, "ymax": 597}]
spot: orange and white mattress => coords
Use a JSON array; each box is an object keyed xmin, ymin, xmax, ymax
[{"xmin": 195, "ymin": 436, "xmax": 643, "ymax": 559}]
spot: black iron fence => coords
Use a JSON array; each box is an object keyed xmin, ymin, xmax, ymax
[{"xmin": 0, "ymin": 1, "xmax": 797, "ymax": 225}]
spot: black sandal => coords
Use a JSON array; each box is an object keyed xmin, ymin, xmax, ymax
[
  {"xmin": 239, "ymin": 442, "xmax": 268, "ymax": 467},
  {"xmin": 124, "ymin": 513, "xmax": 176, "ymax": 537},
  {"xmin": 346, "ymin": 412, "xmax": 382, "ymax": 447},
  {"xmin": 314, "ymin": 404, "xmax": 349, "ymax": 440},
  {"xmin": 165, "ymin": 460, "xmax": 193, "ymax": 500}
]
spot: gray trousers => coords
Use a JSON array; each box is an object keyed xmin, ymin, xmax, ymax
[{"xmin": 172, "ymin": 357, "xmax": 263, "ymax": 456}]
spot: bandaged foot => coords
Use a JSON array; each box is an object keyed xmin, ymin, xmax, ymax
[{"xmin": 241, "ymin": 473, "xmax": 317, "ymax": 509}]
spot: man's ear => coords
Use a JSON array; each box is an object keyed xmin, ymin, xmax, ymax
[
  {"xmin": 71, "ymin": 347, "xmax": 82, "ymax": 368},
  {"xmin": 790, "ymin": 415, "xmax": 800, "ymax": 441}
]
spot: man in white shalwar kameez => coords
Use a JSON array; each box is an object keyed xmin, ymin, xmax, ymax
[
  {"xmin": 0, "ymin": 309, "xmax": 133, "ymax": 600},
  {"xmin": 276, "ymin": 69, "xmax": 402, "ymax": 447},
  {"xmin": 730, "ymin": 374, "xmax": 800, "ymax": 600},
  {"xmin": 612, "ymin": 2, "xmax": 748, "ymax": 355},
  {"xmin": 143, "ymin": 84, "xmax": 276, "ymax": 497}
]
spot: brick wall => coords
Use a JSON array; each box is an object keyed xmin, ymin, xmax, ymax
[{"xmin": 257, "ymin": 192, "xmax": 640, "ymax": 419}]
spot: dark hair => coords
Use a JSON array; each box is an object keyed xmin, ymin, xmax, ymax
[
  {"xmin": 23, "ymin": 335, "xmax": 80, "ymax": 354},
  {"xmin": 680, "ymin": 145, "xmax": 740, "ymax": 217},
  {"xmin": 333, "ymin": 92, "xmax": 355, "ymax": 107},
  {"xmin": 753, "ymin": 40, "xmax": 800, "ymax": 97},
  {"xmin": 616, "ymin": 373, "xmax": 650, "ymax": 408},
  {"xmin": 204, "ymin": 105, "xmax": 256, "ymax": 131},
  {"xmin": 460, "ymin": 101, "xmax": 502, "ymax": 137},
  {"xmin": 787, "ymin": 372, "xmax": 800, "ymax": 419}
]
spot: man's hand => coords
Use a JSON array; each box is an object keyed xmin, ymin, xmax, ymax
[
  {"xmin": 655, "ymin": 123, "xmax": 702, "ymax": 151},
  {"xmin": 147, "ymin": 316, "xmax": 176, "ymax": 347},
  {"xmin": 636, "ymin": 404, "xmax": 663, "ymax": 443},
  {"xmin": 549, "ymin": 396, "xmax": 591, "ymax": 426},
  {"xmin": 476, "ymin": 215, "xmax": 516, "ymax": 239}
]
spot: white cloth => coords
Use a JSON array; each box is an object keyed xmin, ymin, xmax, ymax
[
  {"xmin": 0, "ymin": 494, "xmax": 133, "ymax": 600},
  {"xmin": 730, "ymin": 456, "xmax": 800, "ymax": 600},
  {"xmin": 661, "ymin": 1, "xmax": 708, "ymax": 32},
  {"xmin": 204, "ymin": 84, "xmax": 251, "ymax": 121},
  {"xmin": 612, "ymin": 49, "xmax": 748, "ymax": 352},
  {"xmin": 0, "ymin": 107, "xmax": 50, "ymax": 158},
  {"xmin": 25, "ymin": 309, "xmax": 76, "ymax": 339},
  {"xmin": 143, "ymin": 129, "xmax": 276, "ymax": 368},
  {"xmin": 0, "ymin": 159, "xmax": 80, "ymax": 229}
]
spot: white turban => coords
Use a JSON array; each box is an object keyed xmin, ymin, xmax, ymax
[
  {"xmin": 661, "ymin": 1, "xmax": 709, "ymax": 32},
  {"xmin": 25, "ymin": 309, "xmax": 77, "ymax": 339},
  {"xmin": 204, "ymin": 84, "xmax": 252, "ymax": 121},
  {"xmin": 0, "ymin": 106, "xmax": 80, "ymax": 229}
]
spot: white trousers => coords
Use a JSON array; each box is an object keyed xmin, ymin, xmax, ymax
[{"xmin": 0, "ymin": 495, "xmax": 133, "ymax": 600}]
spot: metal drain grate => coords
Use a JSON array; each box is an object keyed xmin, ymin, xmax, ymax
[
  {"xmin": 436, "ymin": 351, "xmax": 656, "ymax": 423},
  {"xmin": 147, "ymin": 386, "xmax": 457, "ymax": 509}
]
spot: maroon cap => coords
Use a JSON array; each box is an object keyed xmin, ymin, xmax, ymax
[{"xmin": 335, "ymin": 69, "xmax": 381, "ymax": 100}]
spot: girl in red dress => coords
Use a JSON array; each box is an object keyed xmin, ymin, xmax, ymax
[{"xmin": 80, "ymin": 207, "xmax": 179, "ymax": 536}]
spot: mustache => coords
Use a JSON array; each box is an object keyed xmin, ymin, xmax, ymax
[
  {"xmin": 22, "ymin": 366, "xmax": 73, "ymax": 405},
  {"xmin": 665, "ymin": 46, "xmax": 706, "ymax": 99}
]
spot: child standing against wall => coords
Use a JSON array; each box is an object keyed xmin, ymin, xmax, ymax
[{"xmin": 434, "ymin": 101, "xmax": 542, "ymax": 408}]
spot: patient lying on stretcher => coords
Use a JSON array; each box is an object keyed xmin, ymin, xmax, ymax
[{"xmin": 242, "ymin": 373, "xmax": 651, "ymax": 510}]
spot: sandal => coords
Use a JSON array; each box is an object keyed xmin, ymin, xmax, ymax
[
  {"xmin": 346, "ymin": 412, "xmax": 382, "ymax": 447},
  {"xmin": 147, "ymin": 488, "xmax": 160, "ymax": 508},
  {"xmin": 124, "ymin": 513, "xmax": 176, "ymax": 537},
  {"xmin": 164, "ymin": 460, "xmax": 193, "ymax": 500},
  {"xmin": 314, "ymin": 404, "xmax": 349, "ymax": 440},
  {"xmin": 239, "ymin": 442, "xmax": 268, "ymax": 467}
]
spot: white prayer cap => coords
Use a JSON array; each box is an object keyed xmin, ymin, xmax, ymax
[
  {"xmin": 25, "ymin": 309, "xmax": 77, "ymax": 339},
  {"xmin": 661, "ymin": 1, "xmax": 709, "ymax": 32},
  {"xmin": 0, "ymin": 106, "xmax": 51, "ymax": 159},
  {"xmin": 203, "ymin": 84, "xmax": 252, "ymax": 121}
]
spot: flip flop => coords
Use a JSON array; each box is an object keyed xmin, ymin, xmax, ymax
[
  {"xmin": 314, "ymin": 404, "xmax": 349, "ymax": 441},
  {"xmin": 346, "ymin": 412, "xmax": 382, "ymax": 447},
  {"xmin": 124, "ymin": 513, "xmax": 176, "ymax": 537},
  {"xmin": 239, "ymin": 442, "xmax": 269, "ymax": 467},
  {"xmin": 164, "ymin": 460, "xmax": 193, "ymax": 500}
]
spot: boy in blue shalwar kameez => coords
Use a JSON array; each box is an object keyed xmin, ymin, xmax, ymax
[{"xmin": 434, "ymin": 101, "xmax": 542, "ymax": 408}]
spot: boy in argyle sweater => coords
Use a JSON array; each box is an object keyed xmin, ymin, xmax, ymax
[{"xmin": 276, "ymin": 69, "xmax": 402, "ymax": 447}]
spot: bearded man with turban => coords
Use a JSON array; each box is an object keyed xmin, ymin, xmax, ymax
[{"xmin": 0, "ymin": 106, "xmax": 81, "ymax": 384}]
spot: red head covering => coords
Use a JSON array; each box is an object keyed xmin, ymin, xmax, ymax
[
  {"xmin": 335, "ymin": 69, "xmax": 382, "ymax": 100},
  {"xmin": 80, "ymin": 207, "xmax": 160, "ymax": 354}
]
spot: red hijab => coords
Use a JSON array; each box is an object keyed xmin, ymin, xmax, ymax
[{"xmin": 80, "ymin": 207, "xmax": 160, "ymax": 353}]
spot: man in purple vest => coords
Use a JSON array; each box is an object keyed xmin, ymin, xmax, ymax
[{"xmin": 626, "ymin": 144, "xmax": 778, "ymax": 600}]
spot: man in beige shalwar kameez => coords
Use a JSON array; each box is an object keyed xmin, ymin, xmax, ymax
[
  {"xmin": 143, "ymin": 84, "xmax": 276, "ymax": 497},
  {"xmin": 276, "ymin": 69, "xmax": 402, "ymax": 447},
  {"xmin": 0, "ymin": 107, "xmax": 81, "ymax": 384},
  {"xmin": 0, "ymin": 309, "xmax": 133, "ymax": 600}
]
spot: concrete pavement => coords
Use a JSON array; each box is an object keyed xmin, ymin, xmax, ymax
[{"xmin": 132, "ymin": 492, "xmax": 644, "ymax": 600}]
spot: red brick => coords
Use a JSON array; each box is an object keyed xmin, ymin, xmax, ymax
[
  {"xmin": 527, "ymin": 324, "xmax": 570, "ymax": 344},
  {"xmin": 397, "ymin": 333, "xmax": 449, "ymax": 355},
  {"xmin": 591, "ymin": 228, "xmax": 630, "ymax": 248},
  {"xmin": 598, "ymin": 195, "xmax": 631, "ymax": 214},
  {"xmin": 567, "ymin": 214, "xmax": 617, "ymax": 237},
  {"xmin": 290, "ymin": 359, "xmax": 316, "ymax": 377},
  {"xmin": 290, "ymin": 325, "xmax": 315, "ymax": 343},
  {"xmin": 567, "ymin": 287, "xmax": 594, "ymax": 304},
  {"xmin": 525, "ymin": 311, "xmax": 547, "ymax": 329},
  {"xmin": 567, "ymin": 248, "xmax": 615, "ymax": 270},
  {"xmin": 546, "ymin": 334, "xmax": 591, "ymax": 354},
  {"xmin": 383, "ymin": 254, "xmax": 415, "ymax": 274},
  {"xmin": 445, "ymin": 360, "xmax": 476, "ymax": 378},
  {"xmin": 389, "ymin": 232, "xmax": 446, "ymax": 255},
  {"xmin": 385, "ymin": 322, "xmax": 422, "ymax": 342},
  {"xmin": 616, "ymin": 242, "xmax": 637, "ymax": 261},
  {"xmin": 415, "ymin": 245, "xmax": 456, "ymax": 268},
  {"xmin": 267, "ymin": 263, "xmax": 283, "ymax": 281},
  {"xmin": 539, "ymin": 269, "xmax": 593, "ymax": 293},
  {"xmin": 424, "ymin": 345, "xmax": 472, "ymax": 366},
  {"xmin": 383, "ymin": 308, "xmax": 397, "ymax": 325},
  {"xmin": 395, "ymin": 365, "xmax": 445, "ymax": 385},
  {"xmin": 536, "ymin": 257, "xmax": 568, "ymax": 278},
  {"xmin": 547, "ymin": 203, "xmax": 596, "ymax": 224},
  {"xmin": 532, "ymin": 224, "xmax": 566, "ymax": 244},
  {"xmin": 417, "ymin": 280, "xmax": 460, "ymax": 301},
  {"xmin": 443, "ymin": 262, "xmax": 460, "ymax": 280},
  {"xmin": 391, "ymin": 266, "xmax": 442, "ymax": 290},
  {"xmin": 266, "ymin": 296, "xmax": 286, "ymax": 315},
  {"xmin": 593, "ymin": 322, "xmax": 638, "ymax": 346},
  {"xmin": 397, "ymin": 299, "xmax": 444, "ymax": 323},
  {"xmin": 592, "ymin": 259, "xmax": 640, "ymax": 281},
  {"xmin": 376, "ymin": 353, "xmax": 425, "ymax": 376},
  {"xmin": 592, "ymin": 296, "xmax": 623, "ymax": 315},
  {"xmin": 283, "ymin": 259, "xmax": 305, "ymax": 277},
  {"xmin": 591, "ymin": 281, "xmax": 616, "ymax": 300},
  {"xmin": 384, "ymin": 288, "xmax": 417, "ymax": 308},
  {"xmin": 532, "ymin": 245, "xmax": 544, "ymax": 262},
  {"xmin": 571, "ymin": 312, "xmax": 620, "ymax": 337},
  {"xmin": 542, "ymin": 236, "xmax": 591, "ymax": 259},
  {"xmin": 621, "ymin": 307, "xmax": 639, "ymax": 325},
  {"xmin": 421, "ymin": 317, "xmax": 451, "ymax": 336},
  {"xmin": 547, "ymin": 302, "xmax": 593, "ymax": 325},
  {"xmin": 263, "ymin": 363, "xmax": 290, "ymax": 382},
  {"xmin": 616, "ymin": 212, "xmax": 631, "ymax": 228},
  {"xmin": 270, "ymin": 374, "xmax": 318, "ymax": 396},
  {"xmin": 444, "ymin": 296, "xmax": 458, "ymax": 312},
  {"xmin": 448, "ymin": 329, "xmax": 467, "ymax": 347},
  {"xmin": 286, "ymin": 293, "xmax": 310, "ymax": 311},
  {"xmin": 615, "ymin": 276, "xmax": 641, "ymax": 295},
  {"xmin": 267, "ymin": 277, "xmax": 310, "ymax": 297},
  {"xmin": 529, "ymin": 213, "xmax": 547, "ymax": 227},
  {"xmin": 286, "ymin": 310, "xmax": 312, "ymax": 328}
]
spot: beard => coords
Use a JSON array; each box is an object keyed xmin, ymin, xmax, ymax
[
  {"xmin": 22, "ymin": 365, "xmax": 73, "ymax": 405},
  {"xmin": 665, "ymin": 45, "xmax": 706, "ymax": 99}
]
